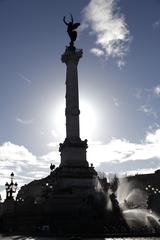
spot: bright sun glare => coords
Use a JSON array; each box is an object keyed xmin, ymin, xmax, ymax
[{"xmin": 52, "ymin": 100, "xmax": 97, "ymax": 141}]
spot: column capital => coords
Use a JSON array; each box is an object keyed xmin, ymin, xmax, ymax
[{"xmin": 61, "ymin": 47, "xmax": 83, "ymax": 65}]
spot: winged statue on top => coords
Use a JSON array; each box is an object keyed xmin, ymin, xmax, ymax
[{"xmin": 63, "ymin": 14, "xmax": 80, "ymax": 48}]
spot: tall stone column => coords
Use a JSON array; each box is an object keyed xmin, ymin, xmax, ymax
[
  {"xmin": 59, "ymin": 47, "xmax": 88, "ymax": 167},
  {"xmin": 62, "ymin": 48, "xmax": 81, "ymax": 139}
]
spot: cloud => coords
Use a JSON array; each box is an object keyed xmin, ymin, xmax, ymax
[
  {"xmin": 0, "ymin": 142, "xmax": 59, "ymax": 200},
  {"xmin": 146, "ymin": 129, "xmax": 160, "ymax": 143},
  {"xmin": 39, "ymin": 151, "xmax": 60, "ymax": 165},
  {"xmin": 90, "ymin": 48, "xmax": 104, "ymax": 56},
  {"xmin": 133, "ymin": 86, "xmax": 160, "ymax": 118},
  {"xmin": 138, "ymin": 105, "xmax": 152, "ymax": 114},
  {"xmin": 82, "ymin": 0, "xmax": 131, "ymax": 66},
  {"xmin": 153, "ymin": 19, "xmax": 160, "ymax": 30},
  {"xmin": 138, "ymin": 105, "xmax": 157, "ymax": 119},
  {"xmin": 19, "ymin": 74, "xmax": 31, "ymax": 83},
  {"xmin": 112, "ymin": 97, "xmax": 121, "ymax": 107},
  {"xmin": 133, "ymin": 87, "xmax": 153, "ymax": 100},
  {"xmin": 16, "ymin": 117, "xmax": 33, "ymax": 125},
  {"xmin": 0, "ymin": 142, "xmax": 36, "ymax": 162},
  {"xmin": 51, "ymin": 129, "xmax": 58, "ymax": 138},
  {"xmin": 98, "ymin": 158, "xmax": 160, "ymax": 175},
  {"xmin": 154, "ymin": 84, "xmax": 160, "ymax": 97},
  {"xmin": 87, "ymin": 128, "xmax": 160, "ymax": 174},
  {"xmin": 0, "ymin": 142, "xmax": 37, "ymax": 199},
  {"xmin": 46, "ymin": 142, "xmax": 59, "ymax": 148}
]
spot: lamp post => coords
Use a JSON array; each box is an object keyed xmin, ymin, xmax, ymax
[{"xmin": 5, "ymin": 172, "xmax": 18, "ymax": 200}]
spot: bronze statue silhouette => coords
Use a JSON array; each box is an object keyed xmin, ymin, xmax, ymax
[{"xmin": 63, "ymin": 14, "xmax": 80, "ymax": 48}]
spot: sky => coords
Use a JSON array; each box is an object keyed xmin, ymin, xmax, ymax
[{"xmin": 0, "ymin": 0, "xmax": 160, "ymax": 198}]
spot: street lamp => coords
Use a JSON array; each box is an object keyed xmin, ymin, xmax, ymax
[{"xmin": 5, "ymin": 172, "xmax": 18, "ymax": 199}]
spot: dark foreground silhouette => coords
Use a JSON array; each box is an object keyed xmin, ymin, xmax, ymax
[{"xmin": 0, "ymin": 171, "xmax": 160, "ymax": 238}]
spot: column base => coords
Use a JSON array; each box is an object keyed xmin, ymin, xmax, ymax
[{"xmin": 59, "ymin": 137, "xmax": 89, "ymax": 167}]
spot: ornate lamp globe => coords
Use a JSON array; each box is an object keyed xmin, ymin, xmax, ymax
[{"xmin": 11, "ymin": 172, "xmax": 14, "ymax": 181}]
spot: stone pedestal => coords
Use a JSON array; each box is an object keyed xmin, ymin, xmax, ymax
[
  {"xmin": 54, "ymin": 165, "xmax": 97, "ymax": 193},
  {"xmin": 59, "ymin": 137, "xmax": 88, "ymax": 167}
]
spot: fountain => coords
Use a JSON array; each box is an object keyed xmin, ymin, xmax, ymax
[{"xmin": 116, "ymin": 178, "xmax": 160, "ymax": 236}]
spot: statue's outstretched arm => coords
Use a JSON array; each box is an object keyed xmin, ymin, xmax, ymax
[
  {"xmin": 63, "ymin": 16, "xmax": 68, "ymax": 26},
  {"xmin": 70, "ymin": 14, "xmax": 73, "ymax": 24}
]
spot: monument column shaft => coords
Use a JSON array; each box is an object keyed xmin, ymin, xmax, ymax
[
  {"xmin": 60, "ymin": 49, "xmax": 88, "ymax": 167},
  {"xmin": 61, "ymin": 49, "xmax": 83, "ymax": 140},
  {"xmin": 65, "ymin": 62, "xmax": 80, "ymax": 138}
]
